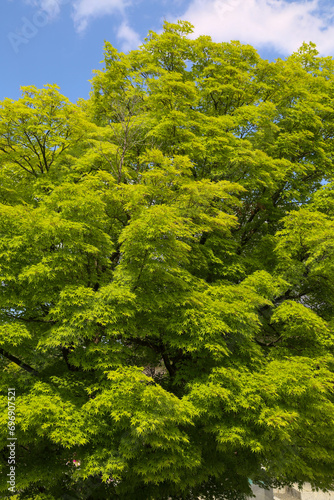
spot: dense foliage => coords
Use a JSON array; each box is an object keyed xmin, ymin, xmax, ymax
[{"xmin": 1, "ymin": 20, "xmax": 334, "ymax": 499}]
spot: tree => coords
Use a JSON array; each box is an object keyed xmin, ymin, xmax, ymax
[{"xmin": 1, "ymin": 20, "xmax": 334, "ymax": 499}]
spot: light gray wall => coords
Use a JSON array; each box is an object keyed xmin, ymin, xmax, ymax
[
  {"xmin": 295, "ymin": 484, "xmax": 333, "ymax": 500},
  {"xmin": 273, "ymin": 484, "xmax": 334, "ymax": 500},
  {"xmin": 251, "ymin": 484, "xmax": 274, "ymax": 500}
]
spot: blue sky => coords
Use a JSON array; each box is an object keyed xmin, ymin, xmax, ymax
[{"xmin": 2, "ymin": 0, "xmax": 334, "ymax": 103}]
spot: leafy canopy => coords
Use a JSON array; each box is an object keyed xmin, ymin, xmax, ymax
[{"xmin": 1, "ymin": 20, "xmax": 334, "ymax": 500}]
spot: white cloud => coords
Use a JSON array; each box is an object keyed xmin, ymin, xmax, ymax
[
  {"xmin": 72, "ymin": 0, "xmax": 130, "ymax": 33},
  {"xmin": 23, "ymin": 0, "xmax": 135, "ymax": 35},
  {"xmin": 178, "ymin": 0, "xmax": 334, "ymax": 55},
  {"xmin": 22, "ymin": 0, "xmax": 142, "ymax": 50},
  {"xmin": 23, "ymin": 0, "xmax": 63, "ymax": 18},
  {"xmin": 116, "ymin": 21, "xmax": 142, "ymax": 52}
]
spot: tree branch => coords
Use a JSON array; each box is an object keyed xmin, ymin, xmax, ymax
[
  {"xmin": 61, "ymin": 346, "xmax": 80, "ymax": 372},
  {"xmin": 254, "ymin": 335, "xmax": 283, "ymax": 348},
  {"xmin": 161, "ymin": 351, "xmax": 177, "ymax": 378},
  {"xmin": 0, "ymin": 347, "xmax": 38, "ymax": 376}
]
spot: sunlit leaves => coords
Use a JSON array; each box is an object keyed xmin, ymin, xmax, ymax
[{"xmin": 1, "ymin": 19, "xmax": 334, "ymax": 500}]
